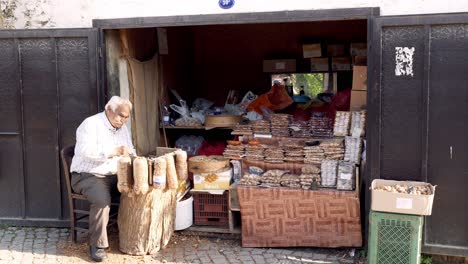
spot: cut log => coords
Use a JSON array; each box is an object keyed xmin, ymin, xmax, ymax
[{"xmin": 118, "ymin": 187, "xmax": 177, "ymax": 255}]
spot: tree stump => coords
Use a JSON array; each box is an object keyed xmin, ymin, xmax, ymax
[
  {"xmin": 118, "ymin": 153, "xmax": 179, "ymax": 255},
  {"xmin": 118, "ymin": 188, "xmax": 177, "ymax": 255}
]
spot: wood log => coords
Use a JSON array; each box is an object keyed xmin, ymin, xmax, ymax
[{"xmin": 118, "ymin": 188, "xmax": 177, "ymax": 255}]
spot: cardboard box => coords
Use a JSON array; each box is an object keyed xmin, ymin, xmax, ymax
[
  {"xmin": 332, "ymin": 57, "xmax": 352, "ymax": 71},
  {"xmin": 327, "ymin": 44, "xmax": 346, "ymax": 57},
  {"xmin": 352, "ymin": 66, "xmax": 367, "ymax": 91},
  {"xmin": 302, "ymin": 43, "xmax": 322, "ymax": 58},
  {"xmin": 352, "ymin": 56, "xmax": 367, "ymax": 66},
  {"xmin": 194, "ymin": 169, "xmax": 232, "ymax": 190},
  {"xmin": 350, "ymin": 90, "xmax": 367, "ymax": 111},
  {"xmin": 350, "ymin": 43, "xmax": 367, "ymax": 56},
  {"xmin": 310, "ymin": 57, "xmax": 329, "ymax": 72},
  {"xmin": 263, "ymin": 59, "xmax": 296, "ymax": 73},
  {"xmin": 371, "ymin": 179, "xmax": 435, "ymax": 216}
]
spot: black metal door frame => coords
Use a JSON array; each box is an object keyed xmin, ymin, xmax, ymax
[
  {"xmin": 369, "ymin": 12, "xmax": 468, "ymax": 257},
  {"xmin": 0, "ymin": 29, "xmax": 99, "ymax": 226}
]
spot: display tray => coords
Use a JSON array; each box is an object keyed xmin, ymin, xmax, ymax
[{"xmin": 238, "ymin": 186, "xmax": 362, "ymax": 248}]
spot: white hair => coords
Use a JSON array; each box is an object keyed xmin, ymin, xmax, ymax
[{"xmin": 105, "ymin": 96, "xmax": 133, "ymax": 112}]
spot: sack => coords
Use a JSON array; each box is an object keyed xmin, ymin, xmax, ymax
[{"xmin": 247, "ymin": 83, "xmax": 293, "ymax": 113}]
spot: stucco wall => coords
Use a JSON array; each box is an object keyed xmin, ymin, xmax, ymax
[{"xmin": 1, "ymin": 0, "xmax": 468, "ymax": 29}]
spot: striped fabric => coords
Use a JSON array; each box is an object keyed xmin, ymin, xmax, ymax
[{"xmin": 70, "ymin": 112, "xmax": 135, "ymax": 177}]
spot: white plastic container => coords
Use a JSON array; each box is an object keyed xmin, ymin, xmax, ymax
[{"xmin": 175, "ymin": 195, "xmax": 193, "ymax": 230}]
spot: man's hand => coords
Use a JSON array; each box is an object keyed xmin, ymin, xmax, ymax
[{"xmin": 108, "ymin": 146, "xmax": 132, "ymax": 158}]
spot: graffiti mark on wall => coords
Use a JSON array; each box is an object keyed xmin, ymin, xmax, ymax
[{"xmin": 395, "ymin": 47, "xmax": 415, "ymax": 77}]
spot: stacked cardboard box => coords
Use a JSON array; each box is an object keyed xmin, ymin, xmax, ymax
[{"xmin": 350, "ymin": 66, "xmax": 367, "ymax": 111}]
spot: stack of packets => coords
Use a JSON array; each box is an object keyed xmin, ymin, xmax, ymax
[
  {"xmin": 284, "ymin": 146, "xmax": 304, "ymax": 163},
  {"xmin": 303, "ymin": 139, "xmax": 344, "ymax": 165},
  {"xmin": 223, "ymin": 144, "xmax": 245, "ymax": 159},
  {"xmin": 260, "ymin": 169, "xmax": 286, "ymax": 187},
  {"xmin": 321, "ymin": 139, "xmax": 345, "ymax": 160},
  {"xmin": 337, "ymin": 161, "xmax": 356, "ymax": 191},
  {"xmin": 270, "ymin": 114, "xmax": 291, "ymax": 137},
  {"xmin": 251, "ymin": 120, "xmax": 270, "ymax": 134},
  {"xmin": 303, "ymin": 145, "xmax": 324, "ymax": 165},
  {"xmin": 333, "ymin": 111, "xmax": 351, "ymax": 137},
  {"xmin": 350, "ymin": 110, "xmax": 366, "ymax": 137},
  {"xmin": 245, "ymin": 144, "xmax": 266, "ymax": 161},
  {"xmin": 239, "ymin": 173, "xmax": 261, "ymax": 186},
  {"xmin": 344, "ymin": 136, "xmax": 362, "ymax": 164},
  {"xmin": 264, "ymin": 147, "xmax": 285, "ymax": 163},
  {"xmin": 290, "ymin": 120, "xmax": 311, "ymax": 138},
  {"xmin": 300, "ymin": 165, "xmax": 321, "ymax": 190},
  {"xmin": 231, "ymin": 124, "xmax": 253, "ymax": 135},
  {"xmin": 321, "ymin": 159, "xmax": 339, "ymax": 187},
  {"xmin": 280, "ymin": 174, "xmax": 301, "ymax": 189},
  {"xmin": 310, "ymin": 116, "xmax": 333, "ymax": 138}
]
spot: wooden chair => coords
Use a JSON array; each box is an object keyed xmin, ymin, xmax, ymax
[{"xmin": 60, "ymin": 145, "xmax": 119, "ymax": 243}]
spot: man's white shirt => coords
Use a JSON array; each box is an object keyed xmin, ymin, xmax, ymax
[{"xmin": 70, "ymin": 111, "xmax": 135, "ymax": 177}]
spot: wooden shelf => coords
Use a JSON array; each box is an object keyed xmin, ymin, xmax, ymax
[
  {"xmin": 162, "ymin": 126, "xmax": 234, "ymax": 130},
  {"xmin": 187, "ymin": 225, "xmax": 241, "ymax": 234}
]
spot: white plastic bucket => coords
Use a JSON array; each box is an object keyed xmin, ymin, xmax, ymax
[{"xmin": 175, "ymin": 195, "xmax": 193, "ymax": 230}]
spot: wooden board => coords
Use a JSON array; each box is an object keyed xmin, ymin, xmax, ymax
[{"xmin": 238, "ymin": 186, "xmax": 362, "ymax": 248}]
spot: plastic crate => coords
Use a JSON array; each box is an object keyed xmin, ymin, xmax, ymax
[
  {"xmin": 368, "ymin": 211, "xmax": 424, "ymax": 264},
  {"xmin": 193, "ymin": 191, "xmax": 229, "ymax": 226}
]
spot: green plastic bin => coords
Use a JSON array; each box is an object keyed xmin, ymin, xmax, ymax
[{"xmin": 368, "ymin": 211, "xmax": 424, "ymax": 264}]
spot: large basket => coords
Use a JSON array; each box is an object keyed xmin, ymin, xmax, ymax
[
  {"xmin": 368, "ymin": 211, "xmax": 423, "ymax": 264},
  {"xmin": 193, "ymin": 191, "xmax": 229, "ymax": 226}
]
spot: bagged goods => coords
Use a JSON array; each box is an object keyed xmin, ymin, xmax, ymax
[
  {"xmin": 239, "ymin": 174, "xmax": 261, "ymax": 186},
  {"xmin": 223, "ymin": 144, "xmax": 246, "ymax": 159},
  {"xmin": 152, "ymin": 157, "xmax": 167, "ymax": 190},
  {"xmin": 321, "ymin": 159, "xmax": 338, "ymax": 187},
  {"xmin": 337, "ymin": 161, "xmax": 355, "ymax": 191},
  {"xmin": 321, "ymin": 139, "xmax": 345, "ymax": 160},
  {"xmin": 310, "ymin": 116, "xmax": 333, "ymax": 138},
  {"xmin": 133, "ymin": 157, "xmax": 149, "ymax": 195},
  {"xmin": 301, "ymin": 165, "xmax": 321, "ymax": 174},
  {"xmin": 117, "ymin": 156, "xmax": 133, "ymax": 193},
  {"xmin": 299, "ymin": 173, "xmax": 321, "ymax": 190},
  {"xmin": 165, "ymin": 154, "xmax": 178, "ymax": 190},
  {"xmin": 261, "ymin": 170, "xmax": 288, "ymax": 187},
  {"xmin": 270, "ymin": 113, "xmax": 291, "ymax": 137},
  {"xmin": 174, "ymin": 150, "xmax": 188, "ymax": 181},
  {"xmin": 350, "ymin": 111, "xmax": 366, "ymax": 137},
  {"xmin": 372, "ymin": 184, "xmax": 432, "ymax": 195},
  {"xmin": 188, "ymin": 155, "xmax": 230, "ymax": 174},
  {"xmin": 231, "ymin": 124, "xmax": 253, "ymax": 135},
  {"xmin": 280, "ymin": 174, "xmax": 301, "ymax": 189},
  {"xmin": 333, "ymin": 111, "xmax": 351, "ymax": 136},
  {"xmin": 344, "ymin": 136, "xmax": 362, "ymax": 164}
]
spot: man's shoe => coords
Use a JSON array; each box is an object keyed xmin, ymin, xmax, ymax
[{"xmin": 90, "ymin": 245, "xmax": 107, "ymax": 262}]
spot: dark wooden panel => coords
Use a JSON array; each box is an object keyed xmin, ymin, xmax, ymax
[
  {"xmin": 0, "ymin": 136, "xmax": 23, "ymax": 217},
  {"xmin": 57, "ymin": 36, "xmax": 98, "ymax": 218},
  {"xmin": 19, "ymin": 38, "xmax": 61, "ymax": 219},
  {"xmin": 380, "ymin": 26, "xmax": 425, "ymax": 181},
  {"xmin": 0, "ymin": 39, "xmax": 20, "ymax": 133},
  {"xmin": 425, "ymin": 24, "xmax": 468, "ymax": 248}
]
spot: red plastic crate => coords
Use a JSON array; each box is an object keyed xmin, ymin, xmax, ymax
[{"xmin": 193, "ymin": 191, "xmax": 229, "ymax": 226}]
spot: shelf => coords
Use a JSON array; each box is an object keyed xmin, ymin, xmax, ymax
[
  {"xmin": 162, "ymin": 126, "xmax": 234, "ymax": 130},
  {"xmin": 187, "ymin": 225, "xmax": 241, "ymax": 234}
]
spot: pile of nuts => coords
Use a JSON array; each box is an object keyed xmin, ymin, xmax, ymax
[{"xmin": 373, "ymin": 184, "xmax": 432, "ymax": 195}]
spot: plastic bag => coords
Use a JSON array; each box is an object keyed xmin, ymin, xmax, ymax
[
  {"xmin": 175, "ymin": 135, "xmax": 204, "ymax": 156},
  {"xmin": 192, "ymin": 98, "xmax": 214, "ymax": 112},
  {"xmin": 247, "ymin": 83, "xmax": 293, "ymax": 113}
]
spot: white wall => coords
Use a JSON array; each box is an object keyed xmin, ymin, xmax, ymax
[{"xmin": 2, "ymin": 0, "xmax": 468, "ymax": 29}]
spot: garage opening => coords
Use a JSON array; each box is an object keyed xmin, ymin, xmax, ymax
[{"xmin": 103, "ymin": 17, "xmax": 368, "ymax": 235}]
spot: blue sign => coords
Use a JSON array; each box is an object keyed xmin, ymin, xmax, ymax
[{"xmin": 219, "ymin": 0, "xmax": 235, "ymax": 9}]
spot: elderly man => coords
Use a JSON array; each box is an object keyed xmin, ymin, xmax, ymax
[{"xmin": 70, "ymin": 96, "xmax": 135, "ymax": 262}]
